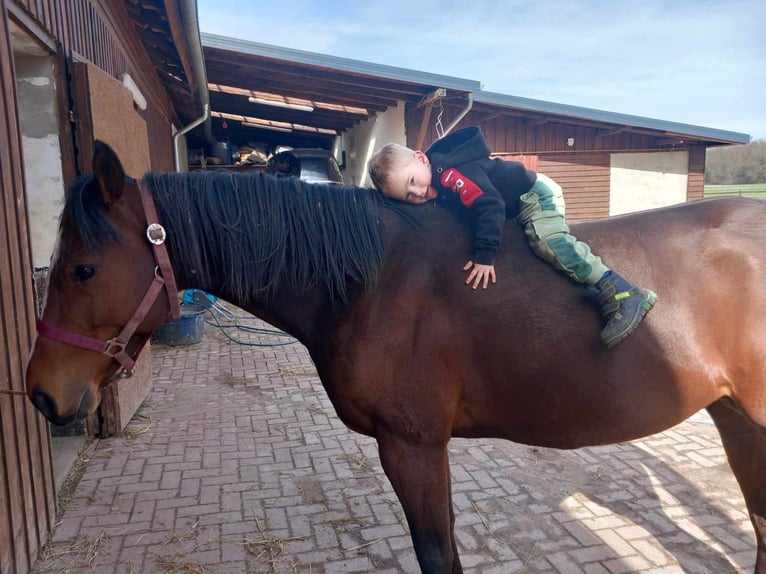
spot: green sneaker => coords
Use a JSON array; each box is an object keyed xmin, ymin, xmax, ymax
[{"xmin": 595, "ymin": 271, "xmax": 657, "ymax": 349}]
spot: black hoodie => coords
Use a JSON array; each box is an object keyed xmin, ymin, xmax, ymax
[{"xmin": 426, "ymin": 126, "xmax": 537, "ymax": 265}]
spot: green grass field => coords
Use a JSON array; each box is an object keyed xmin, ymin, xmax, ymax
[{"xmin": 704, "ymin": 183, "xmax": 766, "ymax": 199}]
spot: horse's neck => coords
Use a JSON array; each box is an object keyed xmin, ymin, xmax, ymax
[
  {"xmin": 167, "ymin": 241, "xmax": 340, "ymax": 349},
  {"xmin": 156, "ymin": 182, "xmax": 424, "ymax": 346}
]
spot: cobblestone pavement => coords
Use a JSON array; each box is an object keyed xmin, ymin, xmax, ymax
[{"xmin": 34, "ymin": 310, "xmax": 756, "ymax": 574}]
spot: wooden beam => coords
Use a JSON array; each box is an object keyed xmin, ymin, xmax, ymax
[
  {"xmin": 163, "ymin": 0, "xmax": 198, "ymax": 98},
  {"xmin": 416, "ymin": 87, "xmax": 446, "ymax": 109},
  {"xmin": 595, "ymin": 127, "xmax": 625, "ymax": 137},
  {"xmin": 525, "ymin": 118, "xmax": 549, "ymax": 127},
  {"xmin": 415, "ymin": 104, "xmax": 433, "ymax": 150}
]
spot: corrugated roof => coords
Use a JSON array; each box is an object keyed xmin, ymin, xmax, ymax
[
  {"xmin": 202, "ymin": 33, "xmax": 481, "ymax": 93},
  {"xmin": 476, "ymin": 91, "xmax": 750, "ymax": 144}
]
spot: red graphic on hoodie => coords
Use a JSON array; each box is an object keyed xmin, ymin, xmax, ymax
[{"xmin": 440, "ymin": 168, "xmax": 483, "ymax": 207}]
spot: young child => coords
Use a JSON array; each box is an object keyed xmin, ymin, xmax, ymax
[{"xmin": 368, "ymin": 125, "xmax": 656, "ymax": 349}]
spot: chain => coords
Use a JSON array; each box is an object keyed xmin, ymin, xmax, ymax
[
  {"xmin": 434, "ymin": 99, "xmax": 445, "ymax": 140},
  {"xmin": 0, "ymin": 388, "xmax": 27, "ymax": 396}
]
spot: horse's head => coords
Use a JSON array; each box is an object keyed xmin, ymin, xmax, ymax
[{"xmin": 26, "ymin": 141, "xmax": 177, "ymax": 425}]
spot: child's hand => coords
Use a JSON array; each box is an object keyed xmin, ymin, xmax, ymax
[{"xmin": 463, "ymin": 261, "xmax": 496, "ymax": 290}]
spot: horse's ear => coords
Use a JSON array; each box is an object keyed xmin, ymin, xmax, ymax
[{"xmin": 92, "ymin": 140, "xmax": 125, "ymax": 205}]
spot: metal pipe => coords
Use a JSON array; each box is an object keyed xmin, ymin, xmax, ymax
[
  {"xmin": 443, "ymin": 92, "xmax": 474, "ymax": 136},
  {"xmin": 173, "ymin": 0, "xmax": 212, "ymax": 171},
  {"xmin": 173, "ymin": 104, "xmax": 209, "ymax": 171}
]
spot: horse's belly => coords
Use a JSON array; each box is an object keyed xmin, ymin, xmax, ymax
[{"xmin": 452, "ymin": 378, "xmax": 710, "ymax": 450}]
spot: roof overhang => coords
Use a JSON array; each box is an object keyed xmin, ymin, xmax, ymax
[
  {"xmin": 200, "ymin": 32, "xmax": 480, "ymax": 148},
  {"xmin": 126, "ymin": 0, "xmax": 209, "ymax": 127},
  {"xmin": 475, "ymin": 91, "xmax": 750, "ymax": 146}
]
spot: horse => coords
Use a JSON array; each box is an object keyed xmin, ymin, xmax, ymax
[{"xmin": 25, "ymin": 141, "xmax": 766, "ymax": 573}]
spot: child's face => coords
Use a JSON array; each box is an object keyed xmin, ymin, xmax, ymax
[{"xmin": 384, "ymin": 151, "xmax": 439, "ymax": 204}]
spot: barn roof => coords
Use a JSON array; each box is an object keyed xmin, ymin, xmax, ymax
[
  {"xmin": 197, "ymin": 32, "xmax": 750, "ymax": 148},
  {"xmin": 475, "ymin": 91, "xmax": 750, "ymax": 145}
]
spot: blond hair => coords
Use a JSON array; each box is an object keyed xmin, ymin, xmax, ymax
[{"xmin": 367, "ymin": 143, "xmax": 413, "ymax": 195}]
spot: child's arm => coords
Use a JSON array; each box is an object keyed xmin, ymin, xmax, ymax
[{"xmin": 447, "ymin": 171, "xmax": 504, "ymax": 261}]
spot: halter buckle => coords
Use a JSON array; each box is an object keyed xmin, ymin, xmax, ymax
[
  {"xmin": 146, "ymin": 223, "xmax": 167, "ymax": 245},
  {"xmin": 103, "ymin": 338, "xmax": 127, "ymax": 358}
]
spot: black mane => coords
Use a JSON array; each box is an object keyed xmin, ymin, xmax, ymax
[{"xmin": 143, "ymin": 171, "xmax": 387, "ymax": 303}]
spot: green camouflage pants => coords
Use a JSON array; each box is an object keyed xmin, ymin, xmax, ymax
[{"xmin": 516, "ymin": 174, "xmax": 609, "ymax": 286}]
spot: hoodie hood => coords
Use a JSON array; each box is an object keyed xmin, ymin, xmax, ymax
[{"xmin": 426, "ymin": 126, "xmax": 491, "ymax": 167}]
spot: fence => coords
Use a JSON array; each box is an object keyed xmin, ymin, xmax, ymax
[{"xmin": 704, "ymin": 183, "xmax": 766, "ymax": 200}]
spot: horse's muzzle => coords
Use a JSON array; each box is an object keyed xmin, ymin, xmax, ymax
[{"xmin": 31, "ymin": 387, "xmax": 92, "ymax": 426}]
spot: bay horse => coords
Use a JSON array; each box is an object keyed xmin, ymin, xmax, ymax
[{"xmin": 26, "ymin": 141, "xmax": 766, "ymax": 573}]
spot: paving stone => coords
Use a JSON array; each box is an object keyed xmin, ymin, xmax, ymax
[{"xmin": 34, "ymin": 314, "xmax": 757, "ymax": 573}]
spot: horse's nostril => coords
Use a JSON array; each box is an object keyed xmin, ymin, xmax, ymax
[{"xmin": 32, "ymin": 388, "xmax": 57, "ymax": 420}]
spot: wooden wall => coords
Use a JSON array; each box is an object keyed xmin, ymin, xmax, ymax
[
  {"xmin": 0, "ymin": 7, "xmax": 56, "ymax": 574},
  {"xmin": 407, "ymin": 101, "xmax": 665, "ymax": 153},
  {"xmin": 540, "ymin": 153, "xmax": 611, "ymax": 222},
  {"xmin": 687, "ymin": 146, "xmax": 706, "ymax": 201},
  {"xmin": 7, "ymin": 0, "xmax": 177, "ymax": 172}
]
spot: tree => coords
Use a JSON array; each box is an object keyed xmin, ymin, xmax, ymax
[{"xmin": 706, "ymin": 140, "xmax": 766, "ymax": 184}]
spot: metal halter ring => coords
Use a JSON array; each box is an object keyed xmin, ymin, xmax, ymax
[
  {"xmin": 103, "ymin": 338, "xmax": 127, "ymax": 358},
  {"xmin": 146, "ymin": 223, "xmax": 167, "ymax": 245}
]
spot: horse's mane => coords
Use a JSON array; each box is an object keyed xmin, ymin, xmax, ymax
[{"xmin": 142, "ymin": 171, "xmax": 389, "ymax": 303}]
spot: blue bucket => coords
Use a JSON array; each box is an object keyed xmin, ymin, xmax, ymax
[{"xmin": 152, "ymin": 303, "xmax": 206, "ymax": 346}]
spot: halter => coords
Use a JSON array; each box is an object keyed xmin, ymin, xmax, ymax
[{"xmin": 35, "ymin": 180, "xmax": 181, "ymax": 377}]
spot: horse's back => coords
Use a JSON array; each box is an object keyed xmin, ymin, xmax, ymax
[
  {"xmin": 571, "ymin": 196, "xmax": 765, "ymax": 244},
  {"xmin": 570, "ymin": 197, "xmax": 766, "ymax": 296}
]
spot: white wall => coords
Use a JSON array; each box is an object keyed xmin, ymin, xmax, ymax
[
  {"xmin": 337, "ymin": 102, "xmax": 406, "ymax": 186},
  {"xmin": 609, "ymin": 151, "xmax": 689, "ymax": 215},
  {"xmin": 15, "ymin": 53, "xmax": 65, "ymax": 269}
]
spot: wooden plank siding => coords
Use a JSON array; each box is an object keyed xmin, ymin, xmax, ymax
[
  {"xmin": 540, "ymin": 154, "xmax": 611, "ymax": 222},
  {"xmin": 687, "ymin": 145, "xmax": 706, "ymax": 201},
  {"xmin": 407, "ymin": 103, "xmax": 663, "ymax": 154},
  {"xmin": 0, "ymin": 5, "xmax": 56, "ymax": 574}
]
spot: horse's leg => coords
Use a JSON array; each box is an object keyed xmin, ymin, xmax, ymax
[
  {"xmin": 377, "ymin": 434, "xmax": 461, "ymax": 574},
  {"xmin": 447, "ymin": 465, "xmax": 460, "ymax": 569},
  {"xmin": 707, "ymin": 397, "xmax": 766, "ymax": 574}
]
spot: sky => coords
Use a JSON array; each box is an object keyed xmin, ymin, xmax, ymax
[{"xmin": 196, "ymin": 0, "xmax": 766, "ymax": 140}]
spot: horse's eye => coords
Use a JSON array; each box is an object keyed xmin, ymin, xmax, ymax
[{"xmin": 73, "ymin": 264, "xmax": 96, "ymax": 282}]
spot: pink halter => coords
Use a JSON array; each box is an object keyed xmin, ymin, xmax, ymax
[{"xmin": 36, "ymin": 180, "xmax": 181, "ymax": 376}]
